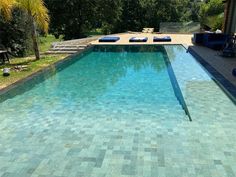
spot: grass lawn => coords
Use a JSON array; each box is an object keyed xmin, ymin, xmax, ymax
[
  {"xmin": 39, "ymin": 34, "xmax": 63, "ymax": 53},
  {"xmin": 0, "ymin": 35, "xmax": 67, "ymax": 90},
  {"xmin": 0, "ymin": 55, "xmax": 67, "ymax": 89}
]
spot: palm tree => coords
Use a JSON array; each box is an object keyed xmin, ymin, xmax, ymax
[
  {"xmin": 0, "ymin": 0, "xmax": 49, "ymax": 60},
  {"xmin": 17, "ymin": 0, "xmax": 49, "ymax": 59},
  {"xmin": 0, "ymin": 0, "xmax": 15, "ymax": 20}
]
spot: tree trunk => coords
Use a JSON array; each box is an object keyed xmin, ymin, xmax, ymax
[{"xmin": 31, "ymin": 18, "xmax": 40, "ymax": 60}]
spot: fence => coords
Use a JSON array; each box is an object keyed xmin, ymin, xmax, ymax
[{"xmin": 160, "ymin": 22, "xmax": 201, "ymax": 33}]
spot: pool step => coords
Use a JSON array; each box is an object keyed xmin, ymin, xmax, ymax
[
  {"xmin": 52, "ymin": 47, "xmax": 85, "ymax": 51},
  {"xmin": 46, "ymin": 44, "xmax": 89, "ymax": 54},
  {"xmin": 45, "ymin": 36, "xmax": 99, "ymax": 55},
  {"xmin": 45, "ymin": 50, "xmax": 78, "ymax": 54},
  {"xmin": 53, "ymin": 45, "xmax": 87, "ymax": 48}
]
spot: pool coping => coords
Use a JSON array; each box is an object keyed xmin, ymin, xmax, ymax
[{"xmin": 188, "ymin": 47, "xmax": 236, "ymax": 104}]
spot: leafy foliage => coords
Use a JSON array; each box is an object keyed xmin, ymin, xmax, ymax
[
  {"xmin": 16, "ymin": 0, "xmax": 50, "ymax": 59},
  {"xmin": 139, "ymin": 0, "xmax": 194, "ymax": 30},
  {"xmin": 0, "ymin": 9, "xmax": 31, "ymax": 56},
  {"xmin": 17, "ymin": 0, "xmax": 49, "ymax": 33},
  {"xmin": 0, "ymin": 0, "xmax": 50, "ymax": 59},
  {"xmin": 96, "ymin": 0, "xmax": 122, "ymax": 34},
  {"xmin": 119, "ymin": 0, "xmax": 143, "ymax": 32},
  {"xmin": 0, "ymin": 0, "xmax": 227, "ymax": 57},
  {"xmin": 46, "ymin": 0, "xmax": 203, "ymax": 39},
  {"xmin": 0, "ymin": 0, "xmax": 15, "ymax": 20},
  {"xmin": 45, "ymin": 0, "xmax": 97, "ymax": 39},
  {"xmin": 199, "ymin": 0, "xmax": 224, "ymax": 30}
]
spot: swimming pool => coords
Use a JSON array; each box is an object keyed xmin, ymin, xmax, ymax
[{"xmin": 0, "ymin": 45, "xmax": 236, "ymax": 177}]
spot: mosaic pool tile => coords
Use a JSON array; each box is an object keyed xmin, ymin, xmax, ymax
[{"xmin": 0, "ymin": 45, "xmax": 236, "ymax": 177}]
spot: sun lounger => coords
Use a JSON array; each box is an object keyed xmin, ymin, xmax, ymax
[
  {"xmin": 129, "ymin": 37, "xmax": 148, "ymax": 42},
  {"xmin": 99, "ymin": 36, "xmax": 120, "ymax": 42},
  {"xmin": 148, "ymin": 28, "xmax": 154, "ymax": 33},
  {"xmin": 153, "ymin": 36, "xmax": 172, "ymax": 42},
  {"xmin": 142, "ymin": 28, "xmax": 154, "ymax": 33}
]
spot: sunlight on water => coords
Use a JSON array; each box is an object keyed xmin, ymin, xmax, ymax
[{"xmin": 0, "ymin": 45, "xmax": 235, "ymax": 177}]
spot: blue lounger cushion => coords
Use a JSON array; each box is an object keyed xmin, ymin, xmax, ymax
[
  {"xmin": 99, "ymin": 36, "xmax": 120, "ymax": 42},
  {"xmin": 153, "ymin": 36, "xmax": 171, "ymax": 42},
  {"xmin": 129, "ymin": 37, "xmax": 148, "ymax": 42}
]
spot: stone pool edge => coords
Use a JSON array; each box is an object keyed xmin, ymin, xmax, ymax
[{"xmin": 188, "ymin": 47, "xmax": 236, "ymax": 104}]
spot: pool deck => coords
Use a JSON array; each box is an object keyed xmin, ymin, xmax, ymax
[
  {"xmin": 91, "ymin": 33, "xmax": 193, "ymax": 46},
  {"xmin": 92, "ymin": 33, "xmax": 236, "ymax": 96},
  {"xmin": 188, "ymin": 45, "xmax": 236, "ymax": 87}
]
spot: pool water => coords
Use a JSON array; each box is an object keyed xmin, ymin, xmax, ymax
[
  {"xmin": 0, "ymin": 45, "xmax": 236, "ymax": 177},
  {"xmin": 1, "ymin": 46, "xmax": 187, "ymax": 121}
]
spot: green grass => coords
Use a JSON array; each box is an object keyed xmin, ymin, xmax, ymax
[
  {"xmin": 39, "ymin": 34, "xmax": 63, "ymax": 53},
  {"xmin": 0, "ymin": 34, "xmax": 67, "ymax": 89},
  {"xmin": 0, "ymin": 54, "xmax": 67, "ymax": 89}
]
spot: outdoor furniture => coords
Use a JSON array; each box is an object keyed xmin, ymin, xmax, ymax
[
  {"xmin": 153, "ymin": 36, "xmax": 171, "ymax": 42},
  {"xmin": 142, "ymin": 28, "xmax": 154, "ymax": 33},
  {"xmin": 193, "ymin": 33, "xmax": 230, "ymax": 50},
  {"xmin": 222, "ymin": 35, "xmax": 236, "ymax": 57},
  {"xmin": 203, "ymin": 33, "xmax": 229, "ymax": 50},
  {"xmin": 142, "ymin": 28, "xmax": 149, "ymax": 33},
  {"xmin": 99, "ymin": 36, "xmax": 120, "ymax": 42},
  {"xmin": 0, "ymin": 50, "xmax": 10, "ymax": 64},
  {"xmin": 129, "ymin": 37, "xmax": 148, "ymax": 42},
  {"xmin": 192, "ymin": 33, "xmax": 205, "ymax": 44}
]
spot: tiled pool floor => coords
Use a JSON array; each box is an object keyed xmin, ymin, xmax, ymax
[
  {"xmin": 0, "ymin": 45, "xmax": 236, "ymax": 177},
  {"xmin": 0, "ymin": 108, "xmax": 236, "ymax": 177}
]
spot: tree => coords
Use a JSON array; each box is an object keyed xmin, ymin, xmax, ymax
[
  {"xmin": 0, "ymin": 0, "xmax": 49, "ymax": 59},
  {"xmin": 46, "ymin": 0, "xmax": 97, "ymax": 40},
  {"xmin": 45, "ymin": 0, "xmax": 203, "ymax": 38},
  {"xmin": 119, "ymin": 0, "xmax": 143, "ymax": 32},
  {"xmin": 0, "ymin": 0, "xmax": 15, "ymax": 20},
  {"xmin": 96, "ymin": 0, "xmax": 122, "ymax": 34},
  {"xmin": 16, "ymin": 0, "xmax": 49, "ymax": 59},
  {"xmin": 0, "ymin": 9, "xmax": 32, "ymax": 56},
  {"xmin": 139, "ymin": 0, "xmax": 194, "ymax": 31},
  {"xmin": 199, "ymin": 0, "xmax": 224, "ymax": 30}
]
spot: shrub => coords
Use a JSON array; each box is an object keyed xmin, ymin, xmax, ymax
[{"xmin": 0, "ymin": 9, "xmax": 32, "ymax": 57}]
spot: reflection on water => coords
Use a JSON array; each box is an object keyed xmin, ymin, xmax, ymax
[
  {"xmin": 0, "ymin": 45, "xmax": 184, "ymax": 120},
  {"xmin": 1, "ymin": 46, "xmax": 235, "ymax": 176}
]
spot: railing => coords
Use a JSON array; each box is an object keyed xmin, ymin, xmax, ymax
[{"xmin": 160, "ymin": 22, "xmax": 201, "ymax": 34}]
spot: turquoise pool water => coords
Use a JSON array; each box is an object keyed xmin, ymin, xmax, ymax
[{"xmin": 0, "ymin": 45, "xmax": 236, "ymax": 177}]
